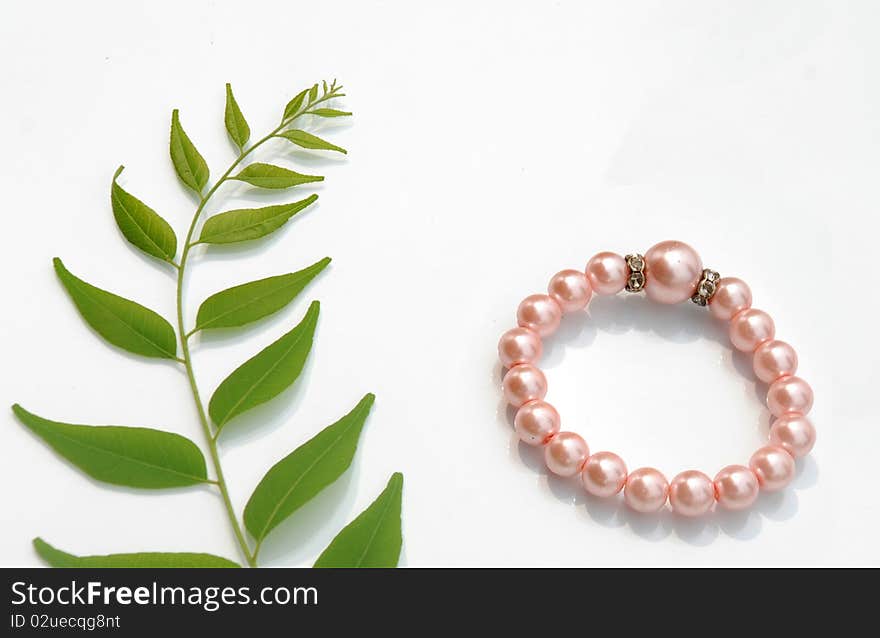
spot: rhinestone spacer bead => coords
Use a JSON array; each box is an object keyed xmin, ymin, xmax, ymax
[
  {"xmin": 691, "ymin": 268, "xmax": 720, "ymax": 306},
  {"xmin": 624, "ymin": 254, "xmax": 646, "ymax": 293}
]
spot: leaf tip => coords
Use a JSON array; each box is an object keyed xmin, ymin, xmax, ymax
[
  {"xmin": 52, "ymin": 257, "xmax": 64, "ymax": 272},
  {"xmin": 385, "ymin": 472, "xmax": 403, "ymax": 498},
  {"xmin": 113, "ymin": 165, "xmax": 125, "ymax": 181},
  {"xmin": 11, "ymin": 403, "xmax": 41, "ymax": 435},
  {"xmin": 32, "ymin": 538, "xmax": 60, "ymax": 566},
  {"xmin": 32, "ymin": 537, "xmax": 57, "ymax": 560},
  {"xmin": 358, "ymin": 393, "xmax": 376, "ymax": 413}
]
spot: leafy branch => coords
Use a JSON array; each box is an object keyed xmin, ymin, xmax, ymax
[{"xmin": 14, "ymin": 80, "xmax": 403, "ymax": 568}]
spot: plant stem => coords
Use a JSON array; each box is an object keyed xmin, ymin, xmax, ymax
[
  {"xmin": 177, "ymin": 222, "xmax": 256, "ymax": 566},
  {"xmin": 174, "ymin": 90, "xmax": 340, "ymax": 568}
]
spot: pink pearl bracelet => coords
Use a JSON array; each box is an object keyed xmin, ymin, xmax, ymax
[{"xmin": 498, "ymin": 240, "xmax": 815, "ymax": 516}]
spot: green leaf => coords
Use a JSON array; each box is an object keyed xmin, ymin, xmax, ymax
[
  {"xmin": 197, "ymin": 195, "xmax": 317, "ymax": 245},
  {"xmin": 308, "ymin": 83, "xmax": 319, "ymax": 103},
  {"xmin": 224, "ymin": 83, "xmax": 250, "ymax": 149},
  {"xmin": 244, "ymin": 394, "xmax": 375, "ymax": 545},
  {"xmin": 208, "ymin": 301, "xmax": 320, "ymax": 430},
  {"xmin": 314, "ymin": 473, "xmax": 403, "ymax": 568},
  {"xmin": 110, "ymin": 166, "xmax": 177, "ymax": 264},
  {"xmin": 194, "ymin": 258, "xmax": 330, "ymax": 332},
  {"xmin": 308, "ymin": 108, "xmax": 352, "ymax": 118},
  {"xmin": 34, "ymin": 538, "xmax": 239, "ymax": 568},
  {"xmin": 277, "ymin": 130, "xmax": 347, "ymax": 154},
  {"xmin": 13, "ymin": 405, "xmax": 208, "ymax": 488},
  {"xmin": 170, "ymin": 109, "xmax": 209, "ymax": 193},
  {"xmin": 53, "ymin": 258, "xmax": 178, "ymax": 359},
  {"xmin": 283, "ymin": 88, "xmax": 309, "ymax": 120},
  {"xmin": 231, "ymin": 163, "xmax": 323, "ymax": 189}
]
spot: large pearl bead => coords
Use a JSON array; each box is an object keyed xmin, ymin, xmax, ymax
[
  {"xmin": 498, "ymin": 327, "xmax": 543, "ymax": 368},
  {"xmin": 514, "ymin": 400, "xmax": 560, "ymax": 446},
  {"xmin": 585, "ymin": 252, "xmax": 628, "ymax": 295},
  {"xmin": 624, "ymin": 467, "xmax": 669, "ymax": 513},
  {"xmin": 668, "ymin": 470, "xmax": 715, "ymax": 517},
  {"xmin": 643, "ymin": 240, "xmax": 703, "ymax": 304},
  {"xmin": 729, "ymin": 308, "xmax": 775, "ymax": 352},
  {"xmin": 548, "ymin": 269, "xmax": 592, "ymax": 313},
  {"xmin": 708, "ymin": 277, "xmax": 752, "ymax": 320},
  {"xmin": 714, "ymin": 465, "xmax": 759, "ymax": 510},
  {"xmin": 752, "ymin": 339, "xmax": 798, "ymax": 384},
  {"xmin": 767, "ymin": 375, "xmax": 813, "ymax": 417},
  {"xmin": 749, "ymin": 445, "xmax": 796, "ymax": 491},
  {"xmin": 544, "ymin": 432, "xmax": 589, "ymax": 477},
  {"xmin": 517, "ymin": 294, "xmax": 562, "ymax": 337},
  {"xmin": 502, "ymin": 364, "xmax": 548, "ymax": 407},
  {"xmin": 769, "ymin": 413, "xmax": 816, "ymax": 458},
  {"xmin": 581, "ymin": 451, "xmax": 628, "ymax": 498}
]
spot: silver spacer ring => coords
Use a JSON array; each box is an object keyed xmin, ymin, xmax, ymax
[
  {"xmin": 691, "ymin": 268, "xmax": 721, "ymax": 306},
  {"xmin": 624, "ymin": 254, "xmax": 646, "ymax": 293}
]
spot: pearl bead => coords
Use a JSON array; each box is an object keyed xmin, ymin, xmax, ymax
[
  {"xmin": 502, "ymin": 364, "xmax": 547, "ymax": 407},
  {"xmin": 643, "ymin": 240, "xmax": 703, "ymax": 304},
  {"xmin": 752, "ymin": 339, "xmax": 798, "ymax": 384},
  {"xmin": 585, "ymin": 252, "xmax": 628, "ymax": 295},
  {"xmin": 514, "ymin": 400, "xmax": 560, "ymax": 446},
  {"xmin": 769, "ymin": 413, "xmax": 816, "ymax": 458},
  {"xmin": 708, "ymin": 277, "xmax": 752, "ymax": 320},
  {"xmin": 749, "ymin": 445, "xmax": 796, "ymax": 491},
  {"xmin": 668, "ymin": 470, "xmax": 715, "ymax": 517},
  {"xmin": 548, "ymin": 269, "xmax": 592, "ymax": 313},
  {"xmin": 729, "ymin": 308, "xmax": 775, "ymax": 352},
  {"xmin": 498, "ymin": 327, "xmax": 543, "ymax": 368},
  {"xmin": 714, "ymin": 465, "xmax": 759, "ymax": 510},
  {"xmin": 544, "ymin": 432, "xmax": 589, "ymax": 477},
  {"xmin": 581, "ymin": 451, "xmax": 627, "ymax": 498},
  {"xmin": 624, "ymin": 467, "xmax": 669, "ymax": 513},
  {"xmin": 767, "ymin": 375, "xmax": 813, "ymax": 417},
  {"xmin": 517, "ymin": 294, "xmax": 562, "ymax": 337}
]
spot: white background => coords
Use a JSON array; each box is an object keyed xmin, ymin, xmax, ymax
[{"xmin": 0, "ymin": 1, "xmax": 875, "ymax": 567}]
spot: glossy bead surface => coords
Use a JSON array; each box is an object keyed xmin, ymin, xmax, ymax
[
  {"xmin": 749, "ymin": 445, "xmax": 796, "ymax": 491},
  {"xmin": 517, "ymin": 294, "xmax": 562, "ymax": 337},
  {"xmin": 708, "ymin": 277, "xmax": 753, "ymax": 320},
  {"xmin": 669, "ymin": 470, "xmax": 715, "ymax": 517},
  {"xmin": 729, "ymin": 308, "xmax": 775, "ymax": 352},
  {"xmin": 502, "ymin": 364, "xmax": 547, "ymax": 407},
  {"xmin": 586, "ymin": 252, "xmax": 628, "ymax": 295},
  {"xmin": 714, "ymin": 465, "xmax": 759, "ymax": 510},
  {"xmin": 643, "ymin": 240, "xmax": 703, "ymax": 304},
  {"xmin": 624, "ymin": 467, "xmax": 669, "ymax": 513},
  {"xmin": 548, "ymin": 269, "xmax": 592, "ymax": 313},
  {"xmin": 581, "ymin": 452, "xmax": 628, "ymax": 498},
  {"xmin": 498, "ymin": 327, "xmax": 543, "ymax": 368},
  {"xmin": 544, "ymin": 432, "xmax": 589, "ymax": 477},
  {"xmin": 753, "ymin": 340, "xmax": 798, "ymax": 384},
  {"xmin": 769, "ymin": 413, "xmax": 816, "ymax": 458},
  {"xmin": 767, "ymin": 375, "xmax": 814, "ymax": 417},
  {"xmin": 514, "ymin": 400, "xmax": 560, "ymax": 446}
]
